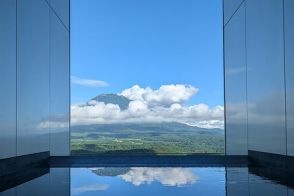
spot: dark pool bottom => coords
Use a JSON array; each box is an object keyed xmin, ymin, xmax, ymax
[{"xmin": 1, "ymin": 166, "xmax": 294, "ymax": 196}]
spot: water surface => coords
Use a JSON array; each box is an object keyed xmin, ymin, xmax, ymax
[{"xmin": 1, "ymin": 167, "xmax": 293, "ymax": 196}]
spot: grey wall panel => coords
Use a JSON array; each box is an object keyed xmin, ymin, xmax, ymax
[
  {"xmin": 246, "ymin": 0, "xmax": 286, "ymax": 155},
  {"xmin": 17, "ymin": 0, "xmax": 50, "ymax": 156},
  {"xmin": 226, "ymin": 168, "xmax": 249, "ymax": 196},
  {"xmin": 224, "ymin": 0, "xmax": 244, "ymax": 25},
  {"xmin": 285, "ymin": 0, "xmax": 294, "ymax": 156},
  {"xmin": 0, "ymin": 0, "xmax": 16, "ymax": 159},
  {"xmin": 50, "ymin": 11, "xmax": 70, "ymax": 156},
  {"xmin": 49, "ymin": 0, "xmax": 69, "ymax": 29},
  {"xmin": 225, "ymin": 4, "xmax": 247, "ymax": 155}
]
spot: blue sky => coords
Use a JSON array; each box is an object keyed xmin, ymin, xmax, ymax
[{"xmin": 71, "ymin": 0, "xmax": 223, "ymax": 107}]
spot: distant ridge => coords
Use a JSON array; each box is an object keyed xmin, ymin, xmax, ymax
[
  {"xmin": 90, "ymin": 93, "xmax": 130, "ymax": 110},
  {"xmin": 72, "ymin": 121, "xmax": 224, "ymax": 135},
  {"xmin": 91, "ymin": 168, "xmax": 130, "ymax": 176}
]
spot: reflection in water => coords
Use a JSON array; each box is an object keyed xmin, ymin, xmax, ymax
[
  {"xmin": 119, "ymin": 167, "xmax": 198, "ymax": 186},
  {"xmin": 91, "ymin": 167, "xmax": 198, "ymax": 186},
  {"xmin": 72, "ymin": 184, "xmax": 110, "ymax": 195},
  {"xmin": 71, "ymin": 167, "xmax": 224, "ymax": 196},
  {"xmin": 1, "ymin": 167, "xmax": 294, "ymax": 196}
]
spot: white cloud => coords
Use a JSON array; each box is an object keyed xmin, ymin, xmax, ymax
[
  {"xmin": 120, "ymin": 84, "xmax": 198, "ymax": 106},
  {"xmin": 72, "ymin": 184, "xmax": 109, "ymax": 195},
  {"xmin": 226, "ymin": 67, "xmax": 246, "ymax": 75},
  {"xmin": 71, "ymin": 76, "xmax": 108, "ymax": 88},
  {"xmin": 119, "ymin": 167, "xmax": 198, "ymax": 186},
  {"xmin": 37, "ymin": 121, "xmax": 68, "ymax": 129},
  {"xmin": 37, "ymin": 114, "xmax": 69, "ymax": 131},
  {"xmin": 128, "ymin": 100, "xmax": 149, "ymax": 113},
  {"xmin": 71, "ymin": 84, "xmax": 224, "ymax": 129}
]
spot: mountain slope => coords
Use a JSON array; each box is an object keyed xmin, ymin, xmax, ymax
[
  {"xmin": 90, "ymin": 93, "xmax": 130, "ymax": 110},
  {"xmin": 72, "ymin": 122, "xmax": 224, "ymax": 135}
]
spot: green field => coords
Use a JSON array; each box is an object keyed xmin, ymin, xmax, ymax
[{"xmin": 71, "ymin": 122, "xmax": 224, "ymax": 155}]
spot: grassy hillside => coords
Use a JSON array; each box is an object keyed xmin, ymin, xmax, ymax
[{"xmin": 71, "ymin": 122, "xmax": 224, "ymax": 155}]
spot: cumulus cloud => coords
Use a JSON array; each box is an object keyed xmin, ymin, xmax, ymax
[
  {"xmin": 119, "ymin": 167, "xmax": 198, "ymax": 186},
  {"xmin": 37, "ymin": 114, "xmax": 69, "ymax": 130},
  {"xmin": 120, "ymin": 84, "xmax": 198, "ymax": 106},
  {"xmin": 226, "ymin": 67, "xmax": 246, "ymax": 75},
  {"xmin": 38, "ymin": 120, "xmax": 68, "ymax": 129},
  {"xmin": 71, "ymin": 84, "xmax": 224, "ymax": 129},
  {"xmin": 72, "ymin": 184, "xmax": 109, "ymax": 195},
  {"xmin": 71, "ymin": 76, "xmax": 108, "ymax": 88}
]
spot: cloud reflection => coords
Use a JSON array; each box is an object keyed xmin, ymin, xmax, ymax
[
  {"xmin": 118, "ymin": 167, "xmax": 198, "ymax": 186},
  {"xmin": 72, "ymin": 183, "xmax": 109, "ymax": 195}
]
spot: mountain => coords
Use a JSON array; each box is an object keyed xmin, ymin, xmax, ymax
[
  {"xmin": 72, "ymin": 122, "xmax": 224, "ymax": 135},
  {"xmin": 90, "ymin": 93, "xmax": 130, "ymax": 110},
  {"xmin": 82, "ymin": 93, "xmax": 223, "ymax": 135},
  {"xmin": 91, "ymin": 168, "xmax": 130, "ymax": 176}
]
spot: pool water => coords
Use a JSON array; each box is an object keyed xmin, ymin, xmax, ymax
[
  {"xmin": 1, "ymin": 167, "xmax": 294, "ymax": 195},
  {"xmin": 72, "ymin": 167, "xmax": 225, "ymax": 196}
]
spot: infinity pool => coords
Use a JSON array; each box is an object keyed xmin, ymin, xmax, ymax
[{"xmin": 1, "ymin": 167, "xmax": 293, "ymax": 195}]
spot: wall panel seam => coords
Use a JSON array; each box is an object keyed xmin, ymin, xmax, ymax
[
  {"xmin": 16, "ymin": 0, "xmax": 18, "ymax": 157},
  {"xmin": 43, "ymin": 0, "xmax": 69, "ymax": 32},
  {"xmin": 222, "ymin": 0, "xmax": 227, "ymax": 155},
  {"xmin": 282, "ymin": 0, "xmax": 288, "ymax": 155},
  {"xmin": 224, "ymin": 0, "xmax": 246, "ymax": 27},
  {"xmin": 69, "ymin": 0, "xmax": 71, "ymax": 156},
  {"xmin": 244, "ymin": 0, "xmax": 249, "ymax": 154}
]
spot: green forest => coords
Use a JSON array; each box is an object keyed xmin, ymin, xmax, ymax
[{"xmin": 71, "ymin": 122, "xmax": 224, "ymax": 155}]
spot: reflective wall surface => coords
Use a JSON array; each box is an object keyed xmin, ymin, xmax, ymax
[
  {"xmin": 246, "ymin": 0, "xmax": 286, "ymax": 155},
  {"xmin": 0, "ymin": 0, "xmax": 17, "ymax": 159},
  {"xmin": 224, "ymin": 0, "xmax": 294, "ymax": 156},
  {"xmin": 226, "ymin": 168, "xmax": 249, "ymax": 196},
  {"xmin": 50, "ymin": 9, "xmax": 70, "ymax": 156},
  {"xmin": 49, "ymin": 0, "xmax": 70, "ymax": 29},
  {"xmin": 0, "ymin": 168, "xmax": 70, "ymax": 196},
  {"xmin": 285, "ymin": 0, "xmax": 294, "ymax": 156},
  {"xmin": 226, "ymin": 167, "xmax": 294, "ymax": 196},
  {"xmin": 224, "ymin": 3, "xmax": 247, "ymax": 155},
  {"xmin": 248, "ymin": 173, "xmax": 288, "ymax": 196},
  {"xmin": 17, "ymin": 0, "xmax": 51, "ymax": 155},
  {"xmin": 223, "ymin": 0, "xmax": 244, "ymax": 24},
  {"xmin": 0, "ymin": 0, "xmax": 70, "ymax": 159}
]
